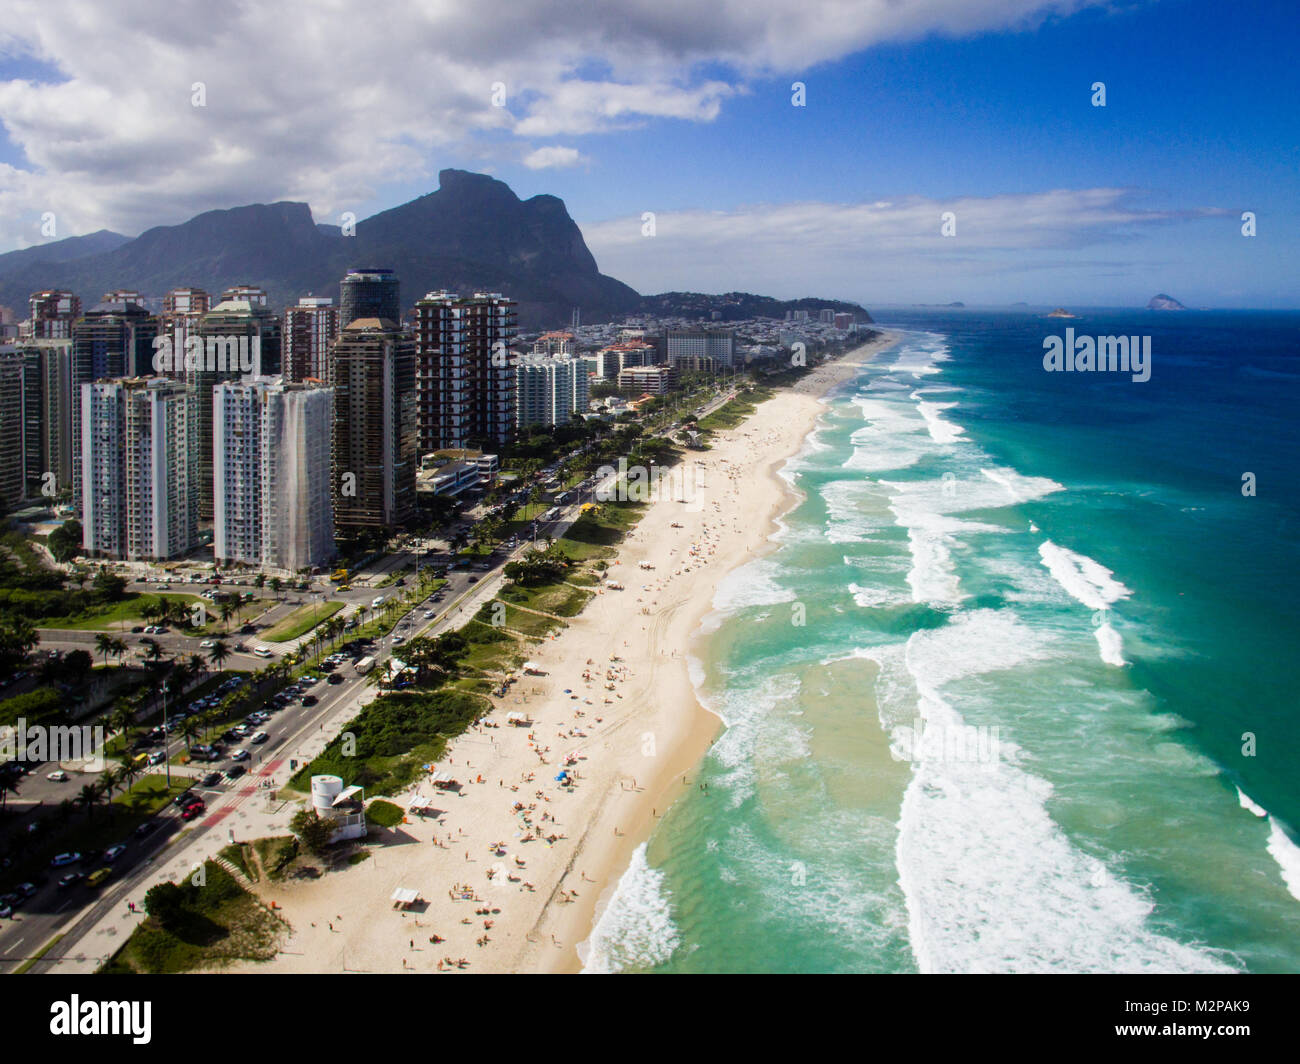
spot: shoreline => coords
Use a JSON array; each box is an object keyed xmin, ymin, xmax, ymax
[
  {"xmin": 205, "ymin": 330, "xmax": 900, "ymax": 976},
  {"xmin": 553, "ymin": 330, "xmax": 901, "ymax": 972}
]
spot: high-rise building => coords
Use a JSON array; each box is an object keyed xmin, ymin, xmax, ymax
[
  {"xmin": 339, "ymin": 268, "xmax": 400, "ymax": 328},
  {"xmin": 331, "ymin": 318, "xmax": 417, "ymax": 530},
  {"xmin": 15, "ymin": 339, "xmax": 74, "ymax": 499},
  {"xmin": 515, "ymin": 356, "xmax": 590, "ymax": 429},
  {"xmin": 283, "ymin": 297, "xmax": 339, "ymax": 383},
  {"xmin": 213, "ymin": 377, "xmax": 335, "ymax": 572},
  {"xmin": 220, "ymin": 284, "xmax": 268, "ymax": 308},
  {"xmin": 819, "ymin": 308, "xmax": 836, "ymax": 323},
  {"xmin": 28, "ymin": 290, "xmax": 81, "ymax": 339},
  {"xmin": 69, "ymin": 301, "xmax": 159, "ymax": 514},
  {"xmin": 834, "ymin": 312, "xmax": 855, "ymax": 330},
  {"xmin": 594, "ymin": 341, "xmax": 656, "ymax": 379},
  {"xmin": 532, "ymin": 331, "xmax": 575, "ymax": 357},
  {"xmin": 158, "ymin": 287, "xmax": 211, "ymax": 383},
  {"xmin": 190, "ymin": 299, "xmax": 282, "ymax": 520},
  {"xmin": 617, "ymin": 365, "xmax": 677, "ymax": 395},
  {"xmin": 0, "ymin": 347, "xmax": 24, "ymax": 509},
  {"xmin": 665, "ymin": 328, "xmax": 734, "ymax": 369},
  {"xmin": 413, "ymin": 290, "xmax": 516, "ymax": 452},
  {"xmin": 81, "ymin": 377, "xmax": 195, "ymax": 560}
]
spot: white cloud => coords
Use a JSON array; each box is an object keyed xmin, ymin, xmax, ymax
[
  {"xmin": 583, "ymin": 189, "xmax": 1232, "ymax": 302},
  {"xmin": 521, "ymin": 145, "xmax": 586, "ymax": 170},
  {"xmin": 0, "ymin": 0, "xmax": 1108, "ymax": 246}
]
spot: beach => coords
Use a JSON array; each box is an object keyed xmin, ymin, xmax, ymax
[{"xmin": 211, "ymin": 332, "xmax": 898, "ymax": 974}]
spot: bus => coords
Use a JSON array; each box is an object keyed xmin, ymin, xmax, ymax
[{"xmin": 354, "ymin": 656, "xmax": 376, "ymax": 675}]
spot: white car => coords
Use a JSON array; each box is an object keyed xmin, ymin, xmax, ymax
[
  {"xmin": 252, "ymin": 646, "xmax": 274, "ymax": 658},
  {"xmin": 423, "ymin": 609, "xmax": 435, "ymax": 619},
  {"xmin": 250, "ymin": 731, "xmax": 269, "ymax": 744},
  {"xmin": 46, "ymin": 770, "xmax": 68, "ymax": 782},
  {"xmin": 199, "ymin": 639, "xmax": 215, "ymax": 649},
  {"xmin": 230, "ymin": 748, "xmax": 250, "ymax": 762}
]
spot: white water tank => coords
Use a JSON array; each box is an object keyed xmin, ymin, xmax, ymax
[{"xmin": 311, "ymin": 774, "xmax": 344, "ymax": 818}]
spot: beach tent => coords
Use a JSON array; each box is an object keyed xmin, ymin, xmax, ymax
[
  {"xmin": 522, "ymin": 661, "xmax": 543, "ymax": 674},
  {"xmin": 391, "ymin": 887, "xmax": 419, "ymax": 909},
  {"xmin": 408, "ymin": 794, "xmax": 435, "ymax": 813}
]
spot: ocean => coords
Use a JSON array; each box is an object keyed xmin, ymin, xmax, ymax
[{"xmin": 582, "ymin": 308, "xmax": 1300, "ymax": 974}]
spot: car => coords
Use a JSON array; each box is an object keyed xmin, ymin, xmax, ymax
[
  {"xmin": 148, "ymin": 751, "xmax": 167, "ymax": 765},
  {"xmin": 134, "ymin": 820, "xmax": 159, "ymax": 838},
  {"xmin": 230, "ymin": 748, "xmax": 250, "ymax": 762},
  {"xmin": 86, "ymin": 867, "xmax": 113, "ymax": 888},
  {"xmin": 250, "ymin": 731, "xmax": 269, "ymax": 744},
  {"xmin": 300, "ymin": 674, "xmax": 319, "ymax": 686},
  {"xmin": 240, "ymin": 623, "xmax": 257, "ymax": 634},
  {"xmin": 232, "ymin": 724, "xmax": 251, "ymax": 737},
  {"xmin": 131, "ymin": 625, "xmax": 145, "ymax": 634},
  {"xmin": 392, "ymin": 634, "xmax": 405, "ymax": 645},
  {"xmin": 57, "ymin": 872, "xmax": 84, "ymax": 890},
  {"xmin": 200, "ymin": 639, "xmax": 215, "ymax": 648},
  {"xmin": 181, "ymin": 805, "xmax": 204, "ymax": 821},
  {"xmin": 49, "ymin": 852, "xmax": 81, "ymax": 867},
  {"xmin": 103, "ymin": 844, "xmax": 128, "ymax": 863},
  {"xmin": 423, "ymin": 609, "xmax": 435, "ymax": 619},
  {"xmin": 225, "ymin": 765, "xmax": 246, "ymax": 780},
  {"xmin": 46, "ymin": 770, "xmax": 68, "ymax": 782},
  {"xmin": 0, "ymin": 903, "xmax": 12, "ymax": 919},
  {"xmin": 199, "ymin": 771, "xmax": 223, "ymax": 787},
  {"xmin": 253, "ymin": 646, "xmax": 274, "ymax": 658},
  {"xmin": 301, "ymin": 695, "xmax": 318, "ymax": 706},
  {"xmin": 172, "ymin": 789, "xmax": 197, "ymax": 807},
  {"xmin": 327, "ymin": 673, "xmax": 344, "ymax": 685},
  {"xmin": 468, "ymin": 575, "xmax": 479, "ymax": 583},
  {"xmin": 15, "ymin": 882, "xmax": 37, "ymax": 898}
]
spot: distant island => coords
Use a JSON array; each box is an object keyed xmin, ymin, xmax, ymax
[
  {"xmin": 1147, "ymin": 293, "xmax": 1187, "ymax": 311},
  {"xmin": 912, "ymin": 302, "xmax": 965, "ymax": 308},
  {"xmin": 1046, "ymin": 307, "xmax": 1078, "ymax": 319}
]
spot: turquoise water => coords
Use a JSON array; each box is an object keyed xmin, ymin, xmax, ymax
[{"xmin": 582, "ymin": 311, "xmax": 1300, "ymax": 974}]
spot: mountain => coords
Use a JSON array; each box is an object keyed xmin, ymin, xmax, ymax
[
  {"xmin": 639, "ymin": 291, "xmax": 872, "ymax": 323},
  {"xmin": 0, "ymin": 172, "xmax": 866, "ymax": 329},
  {"xmin": 0, "ymin": 230, "xmax": 130, "ymax": 280},
  {"xmin": 1147, "ymin": 293, "xmax": 1187, "ymax": 310},
  {"xmin": 0, "ymin": 171, "xmax": 639, "ymax": 328}
]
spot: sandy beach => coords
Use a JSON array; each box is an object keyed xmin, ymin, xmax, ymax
[{"xmin": 215, "ymin": 331, "xmax": 899, "ymax": 975}]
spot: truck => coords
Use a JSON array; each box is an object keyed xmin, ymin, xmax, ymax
[{"xmin": 354, "ymin": 656, "xmax": 376, "ymax": 675}]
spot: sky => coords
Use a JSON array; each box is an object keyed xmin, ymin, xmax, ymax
[{"xmin": 0, "ymin": 0, "xmax": 1297, "ymax": 308}]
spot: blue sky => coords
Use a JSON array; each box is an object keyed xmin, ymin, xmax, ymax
[{"xmin": 1, "ymin": 0, "xmax": 1296, "ymax": 307}]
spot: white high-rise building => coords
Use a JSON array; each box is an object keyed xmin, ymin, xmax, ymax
[
  {"xmin": 213, "ymin": 377, "xmax": 335, "ymax": 573},
  {"xmin": 515, "ymin": 356, "xmax": 590, "ymax": 429},
  {"xmin": 81, "ymin": 378, "xmax": 195, "ymax": 560}
]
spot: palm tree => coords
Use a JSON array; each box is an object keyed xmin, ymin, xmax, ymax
[
  {"xmin": 269, "ymin": 576, "xmax": 282, "ymax": 599},
  {"xmin": 254, "ymin": 573, "xmax": 266, "ymax": 592},
  {"xmin": 97, "ymin": 768, "xmax": 119, "ymax": 801},
  {"xmin": 208, "ymin": 639, "xmax": 230, "ymax": 672},
  {"xmin": 94, "ymin": 632, "xmax": 114, "ymax": 666},
  {"xmin": 219, "ymin": 598, "xmax": 235, "ymax": 633},
  {"xmin": 109, "ymin": 636, "xmax": 128, "ymax": 666},
  {"xmin": 110, "ymin": 699, "xmax": 135, "ymax": 740},
  {"xmin": 76, "ymin": 781, "xmax": 106, "ymax": 821},
  {"xmin": 182, "ymin": 717, "xmax": 202, "ymax": 753},
  {"xmin": 141, "ymin": 637, "xmax": 164, "ymax": 668},
  {"xmin": 118, "ymin": 758, "xmax": 141, "ymax": 795},
  {"xmin": 189, "ymin": 653, "xmax": 206, "ymax": 678}
]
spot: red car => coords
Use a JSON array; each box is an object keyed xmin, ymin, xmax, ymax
[{"xmin": 181, "ymin": 805, "xmax": 205, "ymax": 821}]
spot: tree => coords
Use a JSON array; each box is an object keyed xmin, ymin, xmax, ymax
[
  {"xmin": 254, "ymin": 573, "xmax": 266, "ymax": 591},
  {"xmin": 0, "ymin": 617, "xmax": 39, "ymax": 673},
  {"xmin": 77, "ymin": 781, "xmax": 106, "ymax": 820},
  {"xmin": 92, "ymin": 567, "xmax": 127, "ymax": 601},
  {"xmin": 269, "ymin": 577, "xmax": 282, "ymax": 599},
  {"xmin": 108, "ymin": 636, "xmax": 128, "ymax": 666},
  {"xmin": 0, "ymin": 774, "xmax": 19, "ymax": 811},
  {"xmin": 94, "ymin": 632, "xmax": 115, "ymax": 666},
  {"xmin": 290, "ymin": 808, "xmax": 338, "ymax": 856},
  {"xmin": 140, "ymin": 637, "xmax": 165, "ymax": 667},
  {"xmin": 48, "ymin": 519, "xmax": 82, "ymax": 563},
  {"xmin": 62, "ymin": 648, "xmax": 93, "ymax": 685},
  {"xmin": 219, "ymin": 599, "xmax": 235, "ymax": 632},
  {"xmin": 118, "ymin": 757, "xmax": 141, "ymax": 794},
  {"xmin": 143, "ymin": 880, "xmax": 187, "ymax": 928},
  {"xmin": 208, "ymin": 640, "xmax": 230, "ymax": 672}
]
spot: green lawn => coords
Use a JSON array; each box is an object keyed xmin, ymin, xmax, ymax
[
  {"xmin": 40, "ymin": 592, "xmax": 201, "ymax": 631},
  {"xmin": 262, "ymin": 600, "xmax": 345, "ymax": 642},
  {"xmin": 100, "ymin": 862, "xmax": 285, "ymax": 973}
]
